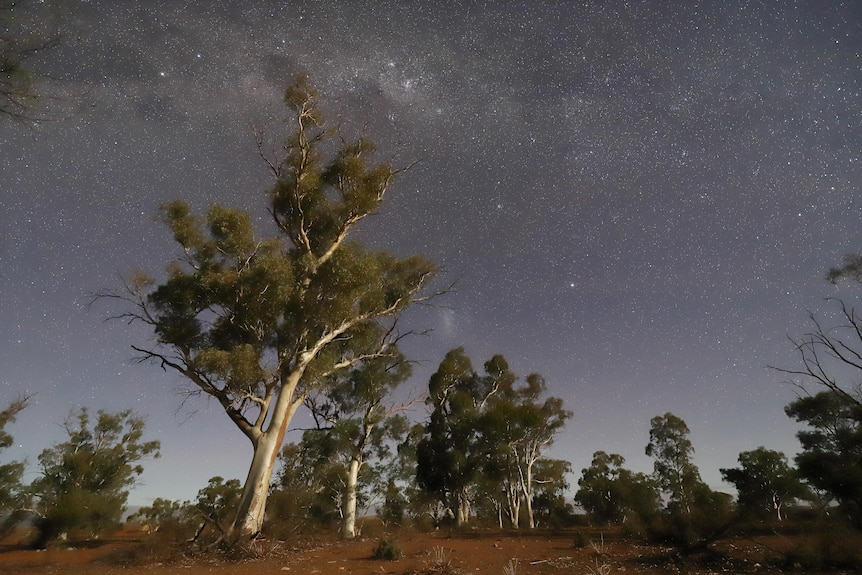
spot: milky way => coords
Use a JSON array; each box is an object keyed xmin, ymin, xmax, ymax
[{"xmin": 1, "ymin": 0, "xmax": 861, "ymax": 504}]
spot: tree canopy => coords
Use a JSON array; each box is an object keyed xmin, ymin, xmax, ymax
[
  {"xmin": 29, "ymin": 408, "xmax": 160, "ymax": 546},
  {"xmin": 575, "ymin": 450, "xmax": 659, "ymax": 526},
  {"xmin": 416, "ymin": 348, "xmax": 570, "ymax": 528},
  {"xmin": 720, "ymin": 447, "xmax": 809, "ymax": 521}
]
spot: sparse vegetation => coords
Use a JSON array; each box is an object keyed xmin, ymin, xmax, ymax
[
  {"xmin": 501, "ymin": 557, "xmax": 519, "ymax": 575},
  {"xmin": 372, "ymin": 537, "xmax": 401, "ymax": 560},
  {"xmin": 424, "ymin": 545, "xmax": 454, "ymax": 573}
]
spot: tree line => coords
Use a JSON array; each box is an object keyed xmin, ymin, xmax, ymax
[{"xmin": 2, "ymin": 76, "xmax": 861, "ymax": 555}]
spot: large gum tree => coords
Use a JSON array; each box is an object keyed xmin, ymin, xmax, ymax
[{"xmin": 105, "ymin": 76, "xmax": 436, "ymax": 544}]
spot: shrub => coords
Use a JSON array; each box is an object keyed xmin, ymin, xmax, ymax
[
  {"xmin": 372, "ymin": 537, "xmax": 401, "ymax": 560},
  {"xmin": 573, "ymin": 530, "xmax": 590, "ymax": 548}
]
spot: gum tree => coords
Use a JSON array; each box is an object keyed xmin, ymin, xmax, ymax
[
  {"xmin": 720, "ymin": 447, "xmax": 809, "ymax": 521},
  {"xmin": 480, "ymin": 367, "xmax": 571, "ymax": 528},
  {"xmin": 29, "ymin": 408, "xmax": 160, "ymax": 546},
  {"xmin": 645, "ymin": 412, "xmax": 702, "ymax": 515},
  {"xmin": 0, "ymin": 397, "xmax": 29, "ymax": 534},
  {"xmin": 575, "ymin": 450, "xmax": 660, "ymax": 525},
  {"xmin": 104, "ymin": 76, "xmax": 436, "ymax": 544},
  {"xmin": 303, "ymin": 349, "xmax": 414, "ymax": 539},
  {"xmin": 771, "ymin": 258, "xmax": 862, "ymax": 529}
]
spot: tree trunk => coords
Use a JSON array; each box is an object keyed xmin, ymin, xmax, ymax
[
  {"xmin": 455, "ymin": 487, "xmax": 471, "ymax": 525},
  {"xmin": 228, "ymin": 431, "xmax": 282, "ymax": 542},
  {"xmin": 773, "ymin": 494, "xmax": 783, "ymax": 521},
  {"xmin": 228, "ymin": 385, "xmax": 301, "ymax": 543},
  {"xmin": 342, "ymin": 458, "xmax": 360, "ymax": 539},
  {"xmin": 506, "ymin": 487, "xmax": 520, "ymax": 528},
  {"xmin": 523, "ymin": 463, "xmax": 535, "ymax": 529}
]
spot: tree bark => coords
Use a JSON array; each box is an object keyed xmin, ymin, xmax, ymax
[
  {"xmin": 229, "ymin": 433, "xmax": 280, "ymax": 541},
  {"xmin": 228, "ymin": 383, "xmax": 302, "ymax": 543},
  {"xmin": 523, "ymin": 463, "xmax": 535, "ymax": 529},
  {"xmin": 454, "ymin": 487, "xmax": 471, "ymax": 525},
  {"xmin": 506, "ymin": 485, "xmax": 520, "ymax": 528},
  {"xmin": 342, "ymin": 458, "xmax": 361, "ymax": 539}
]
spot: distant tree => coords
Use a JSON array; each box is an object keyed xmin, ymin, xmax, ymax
[
  {"xmin": 100, "ymin": 75, "xmax": 436, "ymax": 543},
  {"xmin": 379, "ymin": 422, "xmax": 435, "ymax": 527},
  {"xmin": 189, "ymin": 476, "xmax": 243, "ymax": 543},
  {"xmin": 770, "ymin": 255, "xmax": 862, "ymax": 531},
  {"xmin": 575, "ymin": 451, "xmax": 660, "ymax": 525},
  {"xmin": 645, "ymin": 413, "xmax": 702, "ymax": 515},
  {"xmin": 0, "ymin": 396, "xmax": 29, "ymax": 534},
  {"xmin": 29, "ymin": 408, "xmax": 160, "ymax": 546},
  {"xmin": 785, "ymin": 392, "xmax": 862, "ymax": 529},
  {"xmin": 720, "ymin": 447, "xmax": 810, "ymax": 522},
  {"xmin": 268, "ymin": 441, "xmax": 337, "ymax": 534},
  {"xmin": 130, "ymin": 497, "xmax": 190, "ymax": 537},
  {"xmin": 303, "ymin": 349, "xmax": 415, "ymax": 539},
  {"xmin": 417, "ymin": 349, "xmax": 570, "ymax": 528},
  {"xmin": 645, "ymin": 413, "xmax": 734, "ymax": 547},
  {"xmin": 479, "ymin": 364, "xmax": 571, "ymax": 528},
  {"xmin": 529, "ymin": 457, "xmax": 575, "ymax": 527},
  {"xmin": 416, "ymin": 347, "xmax": 491, "ymax": 525}
]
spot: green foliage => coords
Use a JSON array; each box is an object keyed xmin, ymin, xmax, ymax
[
  {"xmin": 29, "ymin": 408, "xmax": 160, "ymax": 546},
  {"xmin": 416, "ymin": 348, "xmax": 571, "ymax": 528},
  {"xmin": 268, "ymin": 441, "xmax": 343, "ymax": 532},
  {"xmin": 416, "ymin": 348, "xmax": 485, "ymax": 523},
  {"xmin": 372, "ymin": 537, "xmax": 402, "ymax": 560},
  {"xmin": 301, "ymin": 348, "xmax": 414, "ymax": 533},
  {"xmin": 528, "ymin": 457, "xmax": 576, "ymax": 527},
  {"xmin": 827, "ymin": 253, "xmax": 862, "ymax": 284},
  {"xmin": 192, "ymin": 476, "xmax": 242, "ymax": 538},
  {"xmin": 379, "ymin": 476, "xmax": 408, "ymax": 527},
  {"xmin": 575, "ymin": 451, "xmax": 660, "ymax": 526},
  {"xmin": 130, "ymin": 497, "xmax": 191, "ymax": 537},
  {"xmin": 720, "ymin": 447, "xmax": 810, "ymax": 521},
  {"xmin": 0, "ymin": 397, "xmax": 29, "ymax": 533},
  {"xmin": 111, "ymin": 75, "xmax": 438, "ymax": 540},
  {"xmin": 645, "ymin": 413, "xmax": 702, "ymax": 514},
  {"xmin": 644, "ymin": 413, "xmax": 734, "ymax": 547},
  {"xmin": 785, "ymin": 391, "xmax": 862, "ymax": 529}
]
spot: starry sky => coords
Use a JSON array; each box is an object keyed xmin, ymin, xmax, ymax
[{"xmin": 2, "ymin": 1, "xmax": 861, "ymax": 507}]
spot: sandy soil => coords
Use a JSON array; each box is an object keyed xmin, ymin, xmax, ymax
[{"xmin": 0, "ymin": 526, "xmax": 856, "ymax": 575}]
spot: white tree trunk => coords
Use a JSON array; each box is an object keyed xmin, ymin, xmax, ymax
[
  {"xmin": 229, "ymin": 382, "xmax": 302, "ymax": 543},
  {"xmin": 342, "ymin": 458, "xmax": 360, "ymax": 539},
  {"xmin": 230, "ymin": 431, "xmax": 282, "ymax": 541},
  {"xmin": 455, "ymin": 487, "xmax": 471, "ymax": 525},
  {"xmin": 506, "ymin": 483, "xmax": 521, "ymax": 528},
  {"xmin": 773, "ymin": 493, "xmax": 784, "ymax": 521},
  {"xmin": 523, "ymin": 464, "xmax": 535, "ymax": 529}
]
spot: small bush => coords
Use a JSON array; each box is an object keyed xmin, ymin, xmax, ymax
[
  {"xmin": 573, "ymin": 530, "xmax": 590, "ymax": 548},
  {"xmin": 372, "ymin": 537, "xmax": 401, "ymax": 560}
]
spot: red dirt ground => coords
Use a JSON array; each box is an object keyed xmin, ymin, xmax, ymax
[{"xmin": 1, "ymin": 525, "xmax": 857, "ymax": 575}]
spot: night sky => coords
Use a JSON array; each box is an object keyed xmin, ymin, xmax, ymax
[{"xmin": 2, "ymin": 1, "xmax": 861, "ymax": 507}]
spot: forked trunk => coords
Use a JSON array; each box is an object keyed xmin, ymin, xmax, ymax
[
  {"xmin": 455, "ymin": 488, "xmax": 471, "ymax": 525},
  {"xmin": 228, "ymin": 390, "xmax": 301, "ymax": 544},
  {"xmin": 342, "ymin": 458, "xmax": 361, "ymax": 539},
  {"xmin": 507, "ymin": 495, "xmax": 520, "ymax": 528}
]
